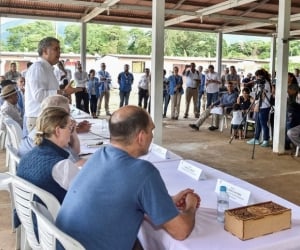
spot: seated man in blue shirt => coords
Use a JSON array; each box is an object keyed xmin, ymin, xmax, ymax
[
  {"xmin": 56, "ymin": 105, "xmax": 200, "ymax": 250},
  {"xmin": 189, "ymin": 82, "xmax": 238, "ymax": 131}
]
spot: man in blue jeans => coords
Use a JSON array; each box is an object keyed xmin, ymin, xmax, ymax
[{"xmin": 118, "ymin": 64, "xmax": 134, "ymax": 107}]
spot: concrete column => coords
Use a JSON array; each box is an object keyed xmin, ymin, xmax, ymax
[
  {"xmin": 273, "ymin": 0, "xmax": 290, "ymax": 153},
  {"xmin": 151, "ymin": 0, "xmax": 165, "ymax": 145},
  {"xmin": 80, "ymin": 22, "xmax": 87, "ymax": 71},
  {"xmin": 216, "ymin": 32, "xmax": 223, "ymax": 76},
  {"xmin": 270, "ymin": 35, "xmax": 276, "ymax": 81}
]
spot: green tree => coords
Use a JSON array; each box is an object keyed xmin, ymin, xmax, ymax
[
  {"xmin": 165, "ymin": 30, "xmax": 216, "ymax": 57},
  {"xmin": 64, "ymin": 24, "xmax": 81, "ymax": 53},
  {"xmin": 127, "ymin": 28, "xmax": 152, "ymax": 55},
  {"xmin": 4, "ymin": 21, "xmax": 56, "ymax": 52}
]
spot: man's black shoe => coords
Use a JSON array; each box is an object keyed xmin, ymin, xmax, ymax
[
  {"xmin": 189, "ymin": 124, "xmax": 199, "ymax": 131},
  {"xmin": 183, "ymin": 115, "xmax": 188, "ymax": 118},
  {"xmin": 208, "ymin": 126, "xmax": 218, "ymax": 131}
]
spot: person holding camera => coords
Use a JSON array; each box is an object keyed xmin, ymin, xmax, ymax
[
  {"xmin": 74, "ymin": 62, "xmax": 90, "ymax": 114},
  {"xmin": 247, "ymin": 69, "xmax": 272, "ymax": 147},
  {"xmin": 183, "ymin": 63, "xmax": 200, "ymax": 119},
  {"xmin": 168, "ymin": 66, "xmax": 184, "ymax": 120},
  {"xmin": 205, "ymin": 65, "xmax": 221, "ymax": 108}
]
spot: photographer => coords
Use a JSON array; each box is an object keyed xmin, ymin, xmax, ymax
[{"xmin": 247, "ymin": 69, "xmax": 272, "ymax": 147}]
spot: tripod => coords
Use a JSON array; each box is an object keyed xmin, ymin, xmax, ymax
[{"xmin": 229, "ymin": 86, "xmax": 269, "ymax": 159}]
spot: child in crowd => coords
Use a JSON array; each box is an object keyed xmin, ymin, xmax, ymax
[{"xmin": 231, "ymin": 103, "xmax": 244, "ymax": 140}]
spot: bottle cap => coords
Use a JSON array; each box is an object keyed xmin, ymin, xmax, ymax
[{"xmin": 220, "ymin": 185, "xmax": 227, "ymax": 192}]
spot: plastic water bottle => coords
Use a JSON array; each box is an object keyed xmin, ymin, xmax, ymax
[{"xmin": 217, "ymin": 185, "xmax": 229, "ymax": 223}]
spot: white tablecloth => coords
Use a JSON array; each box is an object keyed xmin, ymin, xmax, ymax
[
  {"xmin": 70, "ymin": 105, "xmax": 92, "ymax": 119},
  {"xmin": 138, "ymin": 160, "xmax": 300, "ymax": 250},
  {"xmin": 76, "ymin": 119, "xmax": 110, "ymax": 155}
]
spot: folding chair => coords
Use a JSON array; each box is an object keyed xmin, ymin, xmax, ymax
[{"xmin": 31, "ymin": 202, "xmax": 85, "ymax": 250}]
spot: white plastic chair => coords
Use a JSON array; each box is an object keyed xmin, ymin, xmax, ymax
[
  {"xmin": 31, "ymin": 201, "xmax": 85, "ymax": 250},
  {"xmin": 0, "ymin": 173, "xmax": 15, "ymax": 231},
  {"xmin": 3, "ymin": 116, "xmax": 23, "ymax": 171},
  {"xmin": 9, "ymin": 174, "xmax": 61, "ymax": 250},
  {"xmin": 6, "ymin": 144, "xmax": 20, "ymax": 175},
  {"xmin": 0, "ymin": 112, "xmax": 7, "ymax": 150},
  {"xmin": 295, "ymin": 146, "xmax": 299, "ymax": 157}
]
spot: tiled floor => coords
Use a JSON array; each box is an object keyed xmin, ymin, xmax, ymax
[{"xmin": 0, "ymin": 107, "xmax": 299, "ymax": 249}]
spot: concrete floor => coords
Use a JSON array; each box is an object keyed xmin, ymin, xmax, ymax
[{"xmin": 0, "ymin": 91, "xmax": 299, "ymax": 249}]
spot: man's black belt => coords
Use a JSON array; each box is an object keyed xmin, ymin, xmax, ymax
[{"xmin": 187, "ymin": 87, "xmax": 197, "ymax": 89}]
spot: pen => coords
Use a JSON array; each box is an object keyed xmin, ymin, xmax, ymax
[{"xmin": 87, "ymin": 142, "xmax": 103, "ymax": 148}]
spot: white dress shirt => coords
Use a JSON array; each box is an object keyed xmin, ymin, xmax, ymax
[
  {"xmin": 74, "ymin": 71, "xmax": 88, "ymax": 88},
  {"xmin": 205, "ymin": 72, "xmax": 220, "ymax": 93},
  {"xmin": 25, "ymin": 57, "xmax": 59, "ymax": 118},
  {"xmin": 1, "ymin": 101, "xmax": 23, "ymax": 128},
  {"xmin": 52, "ymin": 159, "xmax": 80, "ymax": 190}
]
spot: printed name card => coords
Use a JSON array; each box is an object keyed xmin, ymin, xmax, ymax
[
  {"xmin": 177, "ymin": 160, "xmax": 206, "ymax": 181},
  {"xmin": 215, "ymin": 179, "xmax": 251, "ymax": 206},
  {"xmin": 151, "ymin": 144, "xmax": 169, "ymax": 159}
]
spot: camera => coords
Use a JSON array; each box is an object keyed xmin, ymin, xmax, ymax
[{"xmin": 254, "ymin": 78, "xmax": 266, "ymax": 86}]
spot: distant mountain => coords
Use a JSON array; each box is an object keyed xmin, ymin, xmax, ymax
[
  {"xmin": 1, "ymin": 18, "xmax": 270, "ymax": 45},
  {"xmin": 0, "ymin": 18, "xmax": 67, "ymax": 42}
]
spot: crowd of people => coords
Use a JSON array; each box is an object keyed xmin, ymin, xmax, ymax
[
  {"xmin": 0, "ymin": 36, "xmax": 202, "ymax": 250},
  {"xmin": 0, "ymin": 35, "xmax": 299, "ymax": 249}
]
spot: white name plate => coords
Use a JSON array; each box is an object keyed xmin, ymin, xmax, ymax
[
  {"xmin": 215, "ymin": 179, "xmax": 251, "ymax": 206},
  {"xmin": 177, "ymin": 160, "xmax": 206, "ymax": 181},
  {"xmin": 151, "ymin": 144, "xmax": 168, "ymax": 159}
]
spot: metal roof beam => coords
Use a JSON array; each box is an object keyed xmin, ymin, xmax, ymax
[
  {"xmin": 80, "ymin": 0, "xmax": 120, "ymax": 23},
  {"xmin": 221, "ymin": 13, "xmax": 300, "ymax": 33},
  {"xmin": 28, "ymin": 0, "xmax": 100, "ymax": 8},
  {"xmin": 165, "ymin": 0, "xmax": 258, "ymax": 27}
]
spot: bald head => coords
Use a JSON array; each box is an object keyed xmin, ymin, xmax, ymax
[
  {"xmin": 109, "ymin": 105, "xmax": 151, "ymax": 144},
  {"xmin": 41, "ymin": 95, "xmax": 70, "ymax": 113}
]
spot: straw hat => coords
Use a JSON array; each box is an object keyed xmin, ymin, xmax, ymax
[{"xmin": 0, "ymin": 85, "xmax": 17, "ymax": 98}]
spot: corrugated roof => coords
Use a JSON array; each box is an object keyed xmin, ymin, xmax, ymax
[{"xmin": 0, "ymin": 0, "xmax": 300, "ymax": 37}]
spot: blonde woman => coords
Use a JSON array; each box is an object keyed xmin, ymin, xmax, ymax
[{"xmin": 17, "ymin": 107, "xmax": 85, "ymax": 203}]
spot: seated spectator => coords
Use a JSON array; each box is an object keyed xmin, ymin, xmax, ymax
[
  {"xmin": 0, "ymin": 84, "xmax": 23, "ymax": 129},
  {"xmin": 56, "ymin": 105, "xmax": 200, "ymax": 249},
  {"xmin": 189, "ymin": 82, "xmax": 238, "ymax": 131},
  {"xmin": 17, "ymin": 107, "xmax": 85, "ymax": 203},
  {"xmin": 18, "ymin": 95, "xmax": 90, "ymax": 161},
  {"xmin": 287, "ymin": 125, "xmax": 300, "ymax": 148},
  {"xmin": 286, "ymin": 83, "xmax": 300, "ymax": 149},
  {"xmin": 237, "ymin": 87, "xmax": 254, "ymax": 116}
]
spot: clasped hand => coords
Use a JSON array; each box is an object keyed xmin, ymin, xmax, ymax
[{"xmin": 172, "ymin": 188, "xmax": 201, "ymax": 211}]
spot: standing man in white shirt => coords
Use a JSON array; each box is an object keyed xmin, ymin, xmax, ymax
[
  {"xmin": 25, "ymin": 37, "xmax": 80, "ymax": 132},
  {"xmin": 97, "ymin": 62, "xmax": 112, "ymax": 116},
  {"xmin": 205, "ymin": 65, "xmax": 220, "ymax": 108},
  {"xmin": 138, "ymin": 68, "xmax": 151, "ymax": 110},
  {"xmin": 74, "ymin": 62, "xmax": 89, "ymax": 114},
  {"xmin": 5, "ymin": 62, "xmax": 22, "ymax": 82},
  {"xmin": 183, "ymin": 63, "xmax": 200, "ymax": 118}
]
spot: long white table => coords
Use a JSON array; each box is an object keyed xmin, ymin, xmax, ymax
[{"xmin": 138, "ymin": 160, "xmax": 300, "ymax": 250}]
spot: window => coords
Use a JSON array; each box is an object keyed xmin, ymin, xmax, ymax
[{"xmin": 132, "ymin": 61, "xmax": 145, "ymax": 73}]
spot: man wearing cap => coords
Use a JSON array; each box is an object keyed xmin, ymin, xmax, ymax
[{"xmin": 0, "ymin": 84, "xmax": 23, "ymax": 128}]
